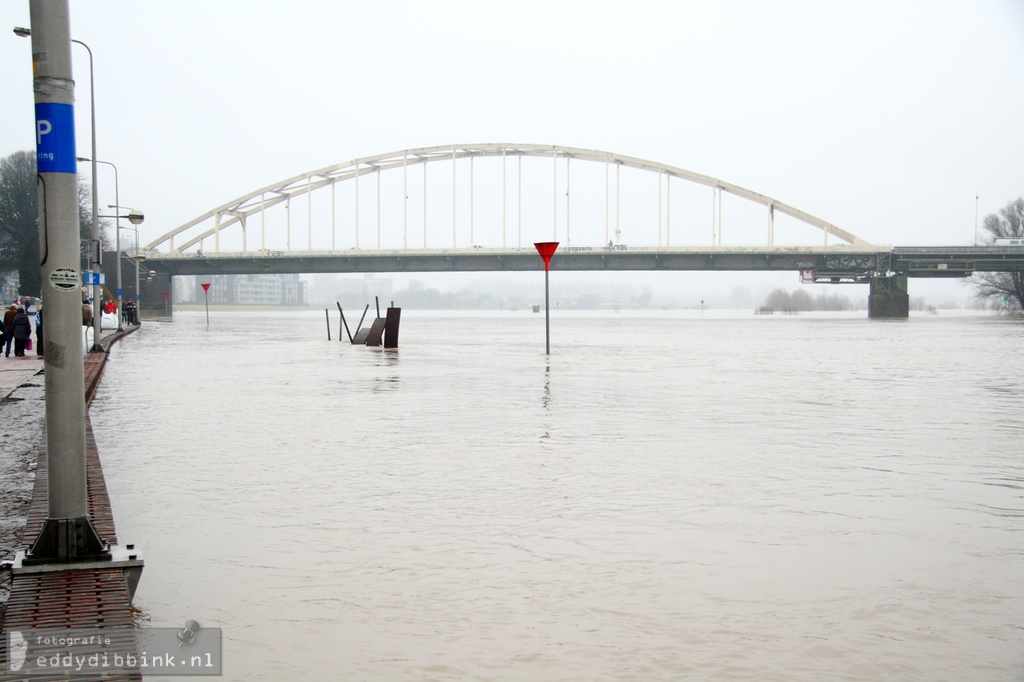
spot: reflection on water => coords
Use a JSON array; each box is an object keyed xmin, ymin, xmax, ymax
[{"xmin": 91, "ymin": 310, "xmax": 1024, "ymax": 681}]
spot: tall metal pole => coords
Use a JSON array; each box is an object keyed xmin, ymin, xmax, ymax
[
  {"xmin": 552, "ymin": 149, "xmax": 557, "ymax": 240},
  {"xmin": 502, "ymin": 147, "xmax": 506, "ymax": 247},
  {"xmin": 470, "ymin": 155, "xmax": 474, "ymax": 245},
  {"xmin": 109, "ymin": 205, "xmax": 143, "ymax": 322},
  {"xmin": 616, "ymin": 162, "xmax": 621, "ymax": 243},
  {"xmin": 72, "ymin": 37, "xmax": 102, "ymax": 351},
  {"xmin": 975, "ymin": 194, "xmax": 979, "ymax": 245},
  {"xmin": 403, "ymin": 153, "xmax": 407, "ymax": 249},
  {"xmin": 667, "ymin": 172, "xmax": 671, "ymax": 246},
  {"xmin": 25, "ymin": 0, "xmax": 107, "ymax": 561},
  {"xmin": 452, "ymin": 149, "xmax": 456, "ymax": 247},
  {"xmin": 111, "ymin": 161, "xmax": 121, "ymax": 329},
  {"xmin": 423, "ymin": 160, "xmax": 427, "ymax": 247},
  {"xmin": 81, "ymin": 158, "xmax": 120, "ymax": 329},
  {"xmin": 534, "ymin": 242, "xmax": 558, "ymax": 356},
  {"xmin": 133, "ymin": 223, "xmax": 140, "ymax": 319},
  {"xmin": 545, "ymin": 268, "xmax": 550, "ymax": 355}
]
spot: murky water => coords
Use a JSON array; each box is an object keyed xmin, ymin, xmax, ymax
[{"xmin": 90, "ymin": 309, "xmax": 1024, "ymax": 681}]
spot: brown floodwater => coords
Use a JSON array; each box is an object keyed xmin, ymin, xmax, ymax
[{"xmin": 90, "ymin": 310, "xmax": 1024, "ymax": 680}]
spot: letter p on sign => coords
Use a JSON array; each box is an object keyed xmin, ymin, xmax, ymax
[{"xmin": 36, "ymin": 119, "xmax": 52, "ymax": 144}]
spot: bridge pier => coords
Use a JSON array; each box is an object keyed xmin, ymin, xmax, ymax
[
  {"xmin": 868, "ymin": 275, "xmax": 909, "ymax": 318},
  {"xmin": 139, "ymin": 271, "xmax": 174, "ymax": 317}
]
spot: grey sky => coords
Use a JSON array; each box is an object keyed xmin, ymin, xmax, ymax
[{"xmin": 2, "ymin": 1, "xmax": 1023, "ymax": 302}]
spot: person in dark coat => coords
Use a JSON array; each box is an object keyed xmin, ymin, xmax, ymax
[
  {"xmin": 34, "ymin": 306, "xmax": 43, "ymax": 356},
  {"xmin": 3, "ymin": 303, "xmax": 17, "ymax": 357},
  {"xmin": 12, "ymin": 307, "xmax": 32, "ymax": 357}
]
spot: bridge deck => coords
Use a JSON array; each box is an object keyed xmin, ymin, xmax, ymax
[{"xmin": 143, "ymin": 245, "xmax": 1024, "ymax": 278}]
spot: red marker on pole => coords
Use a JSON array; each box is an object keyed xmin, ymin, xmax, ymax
[
  {"xmin": 201, "ymin": 282, "xmax": 211, "ymax": 327},
  {"xmin": 534, "ymin": 241, "xmax": 559, "ymax": 355}
]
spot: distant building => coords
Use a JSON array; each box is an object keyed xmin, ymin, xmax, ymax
[
  {"xmin": 306, "ymin": 273, "xmax": 393, "ymax": 306},
  {"xmin": 175, "ymin": 275, "xmax": 198, "ymax": 303},
  {"xmin": 194, "ymin": 273, "xmax": 307, "ymax": 305}
]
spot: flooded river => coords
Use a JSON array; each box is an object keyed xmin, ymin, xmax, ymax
[{"xmin": 90, "ymin": 309, "xmax": 1024, "ymax": 680}]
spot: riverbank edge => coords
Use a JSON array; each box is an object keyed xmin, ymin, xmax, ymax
[{"xmin": 0, "ymin": 325, "xmax": 142, "ymax": 681}]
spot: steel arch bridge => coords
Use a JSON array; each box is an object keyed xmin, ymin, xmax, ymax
[{"xmin": 146, "ymin": 143, "xmax": 872, "ymax": 257}]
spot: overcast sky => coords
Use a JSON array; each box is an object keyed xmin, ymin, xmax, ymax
[{"xmin": 2, "ymin": 1, "xmax": 1022, "ymax": 302}]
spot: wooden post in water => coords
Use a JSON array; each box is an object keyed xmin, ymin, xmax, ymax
[{"xmin": 325, "ymin": 309, "xmax": 331, "ymax": 340}]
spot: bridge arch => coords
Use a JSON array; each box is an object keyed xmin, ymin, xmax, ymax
[{"xmin": 147, "ymin": 143, "xmax": 871, "ymax": 254}]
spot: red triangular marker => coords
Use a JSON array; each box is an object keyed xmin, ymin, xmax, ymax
[
  {"xmin": 534, "ymin": 241, "xmax": 559, "ymax": 271},
  {"xmin": 201, "ymin": 283, "xmax": 211, "ymax": 293}
]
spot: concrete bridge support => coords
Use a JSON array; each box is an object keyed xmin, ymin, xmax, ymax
[
  {"xmin": 139, "ymin": 272, "xmax": 174, "ymax": 317},
  {"xmin": 868, "ymin": 275, "xmax": 909, "ymax": 318}
]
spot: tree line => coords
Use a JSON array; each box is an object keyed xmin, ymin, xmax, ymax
[
  {"xmin": 971, "ymin": 197, "xmax": 1024, "ymax": 313},
  {"xmin": 759, "ymin": 289, "xmax": 860, "ymax": 313}
]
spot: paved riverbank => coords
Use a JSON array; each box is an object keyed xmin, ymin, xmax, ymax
[{"xmin": 0, "ymin": 325, "xmax": 140, "ymax": 680}]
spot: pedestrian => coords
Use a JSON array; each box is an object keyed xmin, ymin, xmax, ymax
[
  {"xmin": 12, "ymin": 307, "xmax": 31, "ymax": 357},
  {"xmin": 82, "ymin": 300, "xmax": 93, "ymax": 327},
  {"xmin": 3, "ymin": 303, "xmax": 17, "ymax": 357},
  {"xmin": 34, "ymin": 305, "xmax": 43, "ymax": 356}
]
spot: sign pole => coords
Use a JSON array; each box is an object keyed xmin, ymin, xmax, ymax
[
  {"xmin": 23, "ymin": 0, "xmax": 108, "ymax": 562},
  {"xmin": 533, "ymin": 242, "xmax": 559, "ymax": 355},
  {"xmin": 201, "ymin": 282, "xmax": 211, "ymax": 327}
]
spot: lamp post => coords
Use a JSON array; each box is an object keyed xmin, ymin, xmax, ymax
[
  {"xmin": 103, "ymin": 201, "xmax": 144, "ymax": 323},
  {"xmin": 106, "ymin": 205, "xmax": 144, "ymax": 324},
  {"xmin": 17, "ymin": 26, "xmax": 102, "ymax": 349},
  {"xmin": 79, "ymin": 157, "xmax": 122, "ymax": 328}
]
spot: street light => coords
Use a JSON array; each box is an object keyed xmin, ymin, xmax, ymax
[
  {"xmin": 16, "ymin": 26, "xmax": 102, "ymax": 350},
  {"xmin": 107, "ymin": 204, "xmax": 144, "ymax": 325},
  {"xmin": 79, "ymin": 156, "xmax": 125, "ymax": 328}
]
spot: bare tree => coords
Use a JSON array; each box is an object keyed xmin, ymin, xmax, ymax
[
  {"xmin": 972, "ymin": 198, "xmax": 1024, "ymax": 312},
  {"xmin": 0, "ymin": 151, "xmax": 40, "ymax": 295},
  {"xmin": 0, "ymin": 150, "xmax": 110, "ymax": 296}
]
